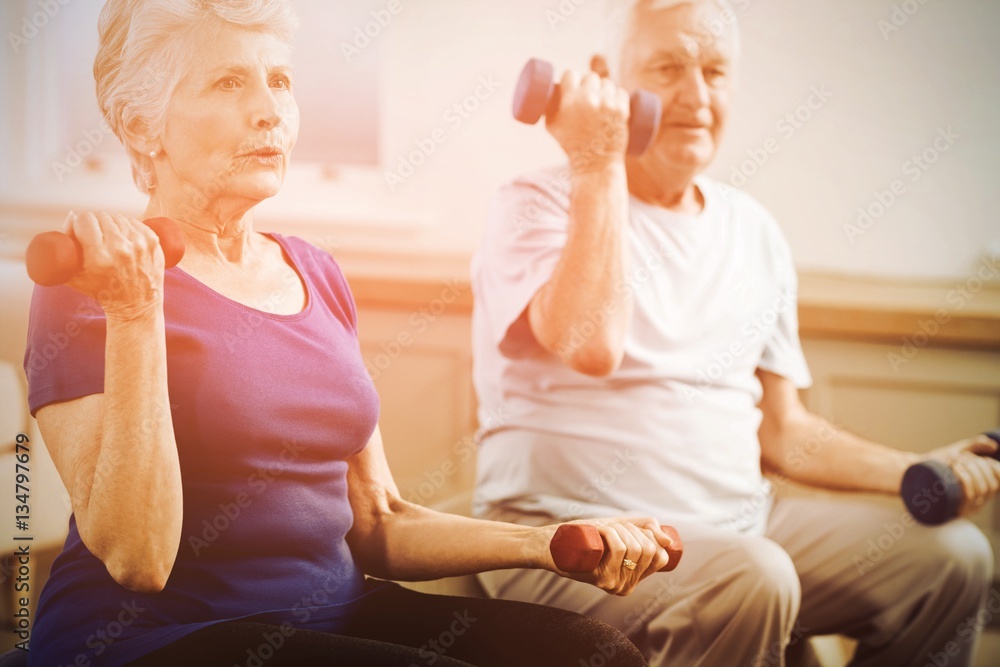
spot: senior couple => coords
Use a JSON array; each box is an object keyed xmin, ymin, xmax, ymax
[{"xmin": 24, "ymin": 0, "xmax": 996, "ymax": 666}]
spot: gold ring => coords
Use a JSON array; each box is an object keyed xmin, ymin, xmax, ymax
[{"xmin": 622, "ymin": 558, "xmax": 638, "ymax": 570}]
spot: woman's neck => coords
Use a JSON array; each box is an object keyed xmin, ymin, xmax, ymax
[{"xmin": 143, "ymin": 190, "xmax": 259, "ymax": 265}]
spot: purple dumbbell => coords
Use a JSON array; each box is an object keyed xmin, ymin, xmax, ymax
[
  {"xmin": 512, "ymin": 58, "xmax": 662, "ymax": 156},
  {"xmin": 901, "ymin": 430, "xmax": 1000, "ymax": 525}
]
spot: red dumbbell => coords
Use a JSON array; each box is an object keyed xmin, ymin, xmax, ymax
[
  {"xmin": 512, "ymin": 58, "xmax": 662, "ymax": 156},
  {"xmin": 26, "ymin": 217, "xmax": 185, "ymax": 286},
  {"xmin": 550, "ymin": 524, "xmax": 683, "ymax": 573}
]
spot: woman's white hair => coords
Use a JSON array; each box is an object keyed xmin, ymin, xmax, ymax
[
  {"xmin": 95, "ymin": 0, "xmax": 299, "ymax": 194},
  {"xmin": 602, "ymin": 0, "xmax": 741, "ymax": 79}
]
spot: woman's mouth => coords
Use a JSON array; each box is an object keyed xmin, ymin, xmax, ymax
[{"xmin": 240, "ymin": 149, "xmax": 284, "ymax": 166}]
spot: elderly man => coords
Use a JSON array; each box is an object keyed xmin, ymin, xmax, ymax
[{"xmin": 471, "ymin": 1, "xmax": 997, "ymax": 665}]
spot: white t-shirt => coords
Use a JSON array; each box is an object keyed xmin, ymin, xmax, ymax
[{"xmin": 471, "ymin": 166, "xmax": 812, "ymax": 535}]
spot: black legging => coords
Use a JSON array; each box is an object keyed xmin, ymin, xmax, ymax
[{"xmin": 126, "ymin": 580, "xmax": 646, "ymax": 666}]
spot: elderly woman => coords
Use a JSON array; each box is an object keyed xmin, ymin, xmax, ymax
[{"xmin": 22, "ymin": 1, "xmax": 675, "ymax": 666}]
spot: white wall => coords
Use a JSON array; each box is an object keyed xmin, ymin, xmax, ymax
[
  {"xmin": 2, "ymin": 0, "xmax": 998, "ymax": 281},
  {"xmin": 375, "ymin": 0, "xmax": 1000, "ymax": 280}
]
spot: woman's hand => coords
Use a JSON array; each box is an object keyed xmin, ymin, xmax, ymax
[
  {"xmin": 61, "ymin": 210, "xmax": 166, "ymax": 322},
  {"xmin": 924, "ymin": 434, "xmax": 1000, "ymax": 517},
  {"xmin": 537, "ymin": 517, "xmax": 673, "ymax": 596}
]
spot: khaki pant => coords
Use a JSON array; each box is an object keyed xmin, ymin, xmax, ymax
[{"xmin": 477, "ymin": 494, "xmax": 994, "ymax": 667}]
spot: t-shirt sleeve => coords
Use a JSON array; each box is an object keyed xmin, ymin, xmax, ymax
[
  {"xmin": 473, "ymin": 171, "xmax": 570, "ymax": 356},
  {"xmin": 757, "ymin": 216, "xmax": 812, "ymax": 389},
  {"xmin": 23, "ymin": 285, "xmax": 108, "ymax": 418},
  {"xmin": 287, "ymin": 235, "xmax": 360, "ymax": 336}
]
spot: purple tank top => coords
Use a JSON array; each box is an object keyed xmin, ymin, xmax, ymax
[{"xmin": 23, "ymin": 233, "xmax": 384, "ymax": 666}]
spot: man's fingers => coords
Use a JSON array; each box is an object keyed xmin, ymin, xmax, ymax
[
  {"xmin": 590, "ymin": 54, "xmax": 611, "ymax": 78},
  {"xmin": 965, "ymin": 435, "xmax": 999, "ymax": 457},
  {"xmin": 560, "ymin": 68, "xmax": 582, "ymax": 92}
]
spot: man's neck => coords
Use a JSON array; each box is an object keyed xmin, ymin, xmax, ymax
[{"xmin": 626, "ymin": 161, "xmax": 704, "ymax": 215}]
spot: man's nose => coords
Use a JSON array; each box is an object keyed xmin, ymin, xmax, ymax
[{"xmin": 674, "ymin": 65, "xmax": 711, "ymax": 111}]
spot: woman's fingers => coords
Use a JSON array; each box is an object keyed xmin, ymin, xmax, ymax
[
  {"xmin": 61, "ymin": 211, "xmax": 167, "ymax": 320},
  {"xmin": 591, "ymin": 521, "xmax": 667, "ymax": 596},
  {"xmin": 620, "ymin": 521, "xmax": 667, "ymax": 581},
  {"xmin": 60, "ymin": 210, "xmax": 77, "ymax": 235},
  {"xmin": 70, "ymin": 212, "xmax": 106, "ymax": 262}
]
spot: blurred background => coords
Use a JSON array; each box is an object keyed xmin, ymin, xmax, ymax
[{"xmin": 0, "ymin": 1, "xmax": 998, "ymax": 663}]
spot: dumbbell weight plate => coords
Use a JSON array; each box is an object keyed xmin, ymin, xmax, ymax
[
  {"xmin": 627, "ymin": 89, "xmax": 663, "ymax": 155},
  {"xmin": 901, "ymin": 459, "xmax": 963, "ymax": 526},
  {"xmin": 512, "ymin": 58, "xmax": 555, "ymax": 125}
]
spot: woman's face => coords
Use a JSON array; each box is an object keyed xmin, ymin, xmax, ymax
[{"xmin": 158, "ymin": 22, "xmax": 299, "ymax": 207}]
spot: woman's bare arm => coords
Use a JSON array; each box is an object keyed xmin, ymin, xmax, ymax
[
  {"xmin": 35, "ymin": 212, "xmax": 183, "ymax": 592},
  {"xmin": 345, "ymin": 426, "xmax": 672, "ymax": 596}
]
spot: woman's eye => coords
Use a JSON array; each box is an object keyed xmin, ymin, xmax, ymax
[
  {"xmin": 270, "ymin": 76, "xmax": 292, "ymax": 91},
  {"xmin": 218, "ymin": 77, "xmax": 239, "ymax": 90}
]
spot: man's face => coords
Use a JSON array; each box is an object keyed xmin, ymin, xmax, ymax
[{"xmin": 619, "ymin": 1, "xmax": 738, "ymax": 175}]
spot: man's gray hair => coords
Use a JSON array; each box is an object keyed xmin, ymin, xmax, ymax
[
  {"xmin": 95, "ymin": 0, "xmax": 299, "ymax": 194},
  {"xmin": 602, "ymin": 0, "xmax": 741, "ymax": 79}
]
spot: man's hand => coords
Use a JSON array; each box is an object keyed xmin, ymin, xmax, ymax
[
  {"xmin": 923, "ymin": 434, "xmax": 1000, "ymax": 516},
  {"xmin": 546, "ymin": 55, "xmax": 631, "ymax": 172}
]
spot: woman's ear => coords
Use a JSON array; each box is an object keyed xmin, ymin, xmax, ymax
[{"xmin": 122, "ymin": 116, "xmax": 160, "ymax": 157}]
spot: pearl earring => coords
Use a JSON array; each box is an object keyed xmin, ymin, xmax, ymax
[{"xmin": 149, "ymin": 150, "xmax": 158, "ymax": 159}]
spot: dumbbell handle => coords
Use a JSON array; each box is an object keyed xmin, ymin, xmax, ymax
[
  {"xmin": 26, "ymin": 217, "xmax": 185, "ymax": 286},
  {"xmin": 550, "ymin": 524, "xmax": 683, "ymax": 573},
  {"xmin": 901, "ymin": 430, "xmax": 1000, "ymax": 526}
]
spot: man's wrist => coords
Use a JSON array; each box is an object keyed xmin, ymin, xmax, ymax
[{"xmin": 569, "ymin": 156, "xmax": 627, "ymax": 180}]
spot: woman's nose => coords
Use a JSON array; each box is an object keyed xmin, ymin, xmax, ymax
[
  {"xmin": 254, "ymin": 104, "xmax": 282, "ymax": 130},
  {"xmin": 251, "ymin": 87, "xmax": 284, "ymax": 130}
]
